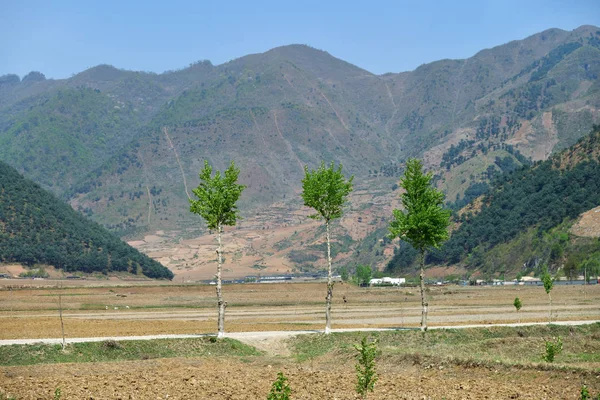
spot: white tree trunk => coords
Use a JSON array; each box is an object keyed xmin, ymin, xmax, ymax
[
  {"xmin": 325, "ymin": 220, "xmax": 333, "ymax": 334},
  {"xmin": 419, "ymin": 249, "xmax": 428, "ymax": 332},
  {"xmin": 216, "ymin": 224, "xmax": 226, "ymax": 338},
  {"xmin": 58, "ymin": 287, "xmax": 66, "ymax": 350},
  {"xmin": 548, "ymin": 292, "xmax": 552, "ymax": 323}
]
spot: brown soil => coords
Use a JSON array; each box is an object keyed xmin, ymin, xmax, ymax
[
  {"xmin": 1, "ymin": 284, "xmax": 600, "ymax": 399},
  {"xmin": 571, "ymin": 205, "xmax": 600, "ymax": 238},
  {"xmin": 1, "ymin": 355, "xmax": 598, "ymax": 399},
  {"xmin": 1, "ymin": 283, "xmax": 599, "ymax": 340}
]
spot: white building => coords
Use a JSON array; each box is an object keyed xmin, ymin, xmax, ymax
[{"xmin": 369, "ymin": 277, "xmax": 405, "ymax": 286}]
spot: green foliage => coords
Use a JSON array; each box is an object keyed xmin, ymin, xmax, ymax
[
  {"xmin": 388, "ymin": 159, "xmax": 451, "ymax": 252},
  {"xmin": 355, "ymin": 265, "xmax": 372, "ymax": 286},
  {"xmin": 267, "ymin": 372, "xmax": 292, "ymax": 400},
  {"xmin": 581, "ymin": 385, "xmax": 591, "ymax": 400},
  {"xmin": 53, "ymin": 388, "xmax": 62, "ymax": 400},
  {"xmin": 0, "ymin": 87, "xmax": 141, "ymax": 195},
  {"xmin": 513, "ymin": 297, "xmax": 522, "ymax": 312},
  {"xmin": 541, "ymin": 270, "xmax": 554, "ymax": 295},
  {"xmin": 581, "ymin": 255, "xmax": 600, "ymax": 282},
  {"xmin": 386, "ymin": 242, "xmax": 420, "ymax": 273},
  {"xmin": 0, "ymin": 337, "xmax": 260, "ymax": 366},
  {"xmin": 287, "ymin": 250, "xmax": 319, "ymax": 264},
  {"xmin": 338, "ymin": 266, "xmax": 349, "ymax": 282},
  {"xmin": 579, "ymin": 384, "xmax": 599, "ymax": 400},
  {"xmin": 529, "ymin": 42, "xmax": 583, "ymax": 82},
  {"xmin": 189, "ymin": 160, "xmax": 246, "ymax": 230},
  {"xmin": 354, "ymin": 336, "xmax": 378, "ymax": 399},
  {"xmin": 0, "ymin": 161, "xmax": 172, "ymax": 279},
  {"xmin": 301, "ymin": 161, "xmax": 353, "ymax": 222},
  {"xmin": 19, "ymin": 267, "xmax": 49, "ymax": 278},
  {"xmin": 356, "ymin": 265, "xmax": 373, "ymax": 285},
  {"xmin": 434, "ymin": 127, "xmax": 600, "ymax": 267},
  {"xmin": 290, "ymin": 323, "xmax": 600, "ymax": 368},
  {"xmin": 542, "ymin": 336, "xmax": 563, "ymax": 363}
]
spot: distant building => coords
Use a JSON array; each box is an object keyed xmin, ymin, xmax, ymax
[{"xmin": 369, "ymin": 277, "xmax": 405, "ymax": 286}]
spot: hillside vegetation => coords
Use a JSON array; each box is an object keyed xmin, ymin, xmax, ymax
[
  {"xmin": 0, "ymin": 161, "xmax": 173, "ymax": 279},
  {"xmin": 388, "ymin": 126, "xmax": 600, "ymax": 277},
  {"xmin": 1, "ymin": 26, "xmax": 599, "ymax": 238}
]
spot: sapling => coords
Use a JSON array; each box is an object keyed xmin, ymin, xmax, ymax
[
  {"xmin": 267, "ymin": 372, "xmax": 291, "ymax": 400},
  {"xmin": 513, "ymin": 297, "xmax": 522, "ymax": 323},
  {"xmin": 301, "ymin": 161, "xmax": 353, "ymax": 334},
  {"xmin": 542, "ymin": 336, "xmax": 562, "ymax": 363},
  {"xmin": 541, "ymin": 270, "xmax": 554, "ymax": 323},
  {"xmin": 189, "ymin": 160, "xmax": 245, "ymax": 338},
  {"xmin": 355, "ymin": 336, "xmax": 379, "ymax": 399}
]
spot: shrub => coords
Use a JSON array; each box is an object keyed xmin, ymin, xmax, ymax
[
  {"xmin": 580, "ymin": 384, "xmax": 600, "ymax": 400},
  {"xmin": 267, "ymin": 372, "xmax": 291, "ymax": 400},
  {"xmin": 542, "ymin": 336, "xmax": 563, "ymax": 363},
  {"xmin": 581, "ymin": 385, "xmax": 590, "ymax": 400}
]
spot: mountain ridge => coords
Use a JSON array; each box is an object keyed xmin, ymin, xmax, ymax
[{"xmin": 1, "ymin": 25, "xmax": 599, "ymax": 242}]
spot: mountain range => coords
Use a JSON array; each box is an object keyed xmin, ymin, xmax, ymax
[{"xmin": 1, "ymin": 25, "xmax": 599, "ymax": 246}]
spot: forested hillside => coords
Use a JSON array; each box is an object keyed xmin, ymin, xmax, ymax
[
  {"xmin": 0, "ymin": 161, "xmax": 173, "ymax": 279},
  {"xmin": 388, "ymin": 126, "xmax": 600, "ymax": 277},
  {"xmin": 1, "ymin": 26, "xmax": 599, "ymax": 237}
]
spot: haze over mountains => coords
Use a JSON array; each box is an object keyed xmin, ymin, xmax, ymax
[{"xmin": 1, "ymin": 25, "xmax": 599, "ymax": 243}]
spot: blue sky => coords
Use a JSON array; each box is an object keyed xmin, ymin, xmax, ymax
[{"xmin": 1, "ymin": 0, "xmax": 599, "ymax": 79}]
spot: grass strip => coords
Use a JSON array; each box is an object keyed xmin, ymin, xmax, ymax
[
  {"xmin": 0, "ymin": 337, "xmax": 261, "ymax": 366},
  {"xmin": 289, "ymin": 322, "xmax": 600, "ymax": 369}
]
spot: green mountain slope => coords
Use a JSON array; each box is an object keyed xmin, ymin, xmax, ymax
[
  {"xmin": 387, "ymin": 125, "xmax": 600, "ymax": 276},
  {"xmin": 0, "ymin": 161, "xmax": 173, "ymax": 279},
  {"xmin": 1, "ymin": 26, "xmax": 599, "ymax": 237},
  {"xmin": 0, "ymin": 87, "xmax": 144, "ymax": 193}
]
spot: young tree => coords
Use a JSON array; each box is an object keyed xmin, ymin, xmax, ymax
[
  {"xmin": 513, "ymin": 297, "xmax": 522, "ymax": 323},
  {"xmin": 190, "ymin": 160, "xmax": 245, "ymax": 338},
  {"xmin": 388, "ymin": 159, "xmax": 451, "ymax": 332},
  {"xmin": 354, "ymin": 336, "xmax": 379, "ymax": 399},
  {"xmin": 301, "ymin": 161, "xmax": 353, "ymax": 334},
  {"xmin": 355, "ymin": 264, "xmax": 372, "ymax": 286},
  {"xmin": 339, "ymin": 266, "xmax": 349, "ymax": 282},
  {"xmin": 541, "ymin": 268, "xmax": 554, "ymax": 323}
]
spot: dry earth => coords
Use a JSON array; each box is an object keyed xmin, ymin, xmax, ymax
[
  {"xmin": 1, "ymin": 283, "xmax": 599, "ymax": 339},
  {"xmin": 2, "ymin": 356, "xmax": 599, "ymax": 400},
  {"xmin": 1, "ymin": 283, "xmax": 599, "ymax": 399},
  {"xmin": 571, "ymin": 205, "xmax": 600, "ymax": 238}
]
